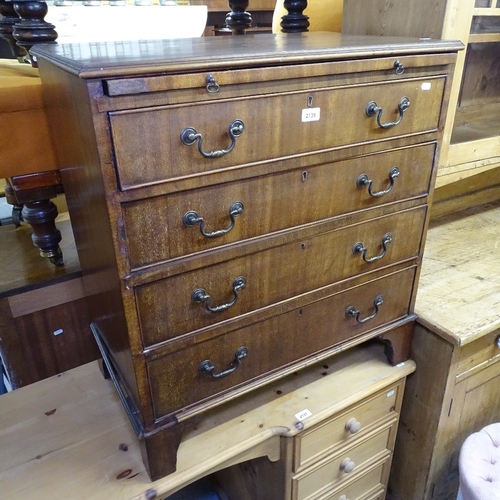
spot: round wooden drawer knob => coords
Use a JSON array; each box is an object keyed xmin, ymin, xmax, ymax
[
  {"xmin": 340, "ymin": 457, "xmax": 356, "ymax": 473},
  {"xmin": 345, "ymin": 417, "xmax": 362, "ymax": 434}
]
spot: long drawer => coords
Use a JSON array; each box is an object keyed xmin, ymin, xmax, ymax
[
  {"xmin": 110, "ymin": 77, "xmax": 445, "ymax": 189},
  {"xmin": 136, "ymin": 207, "xmax": 425, "ymax": 345},
  {"xmin": 123, "ymin": 144, "xmax": 435, "ymax": 269},
  {"xmin": 147, "ymin": 268, "xmax": 415, "ymax": 418}
]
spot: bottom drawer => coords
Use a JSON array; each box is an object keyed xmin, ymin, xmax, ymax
[
  {"xmin": 292, "ymin": 425, "xmax": 392, "ymax": 500},
  {"xmin": 148, "ymin": 267, "xmax": 416, "ymax": 418}
]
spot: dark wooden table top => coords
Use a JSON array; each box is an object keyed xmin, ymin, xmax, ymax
[{"xmin": 0, "ymin": 213, "xmax": 81, "ymax": 298}]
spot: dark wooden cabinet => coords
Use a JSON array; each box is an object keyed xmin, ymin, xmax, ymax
[
  {"xmin": 32, "ymin": 32, "xmax": 461, "ymax": 481},
  {"xmin": 0, "ymin": 216, "xmax": 98, "ymax": 389}
]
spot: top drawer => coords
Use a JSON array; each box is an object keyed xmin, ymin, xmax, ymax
[
  {"xmin": 109, "ymin": 76, "xmax": 445, "ymax": 190},
  {"xmin": 294, "ymin": 383, "xmax": 402, "ymax": 473}
]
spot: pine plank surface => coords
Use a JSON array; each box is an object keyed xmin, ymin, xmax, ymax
[
  {"xmin": 415, "ymin": 200, "xmax": 500, "ymax": 345},
  {"xmin": 0, "ymin": 343, "xmax": 414, "ymax": 500}
]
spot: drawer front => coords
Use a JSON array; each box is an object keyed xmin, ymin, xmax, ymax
[
  {"xmin": 292, "ymin": 426, "xmax": 392, "ymax": 500},
  {"xmin": 110, "ymin": 77, "xmax": 445, "ymax": 189},
  {"xmin": 457, "ymin": 328, "xmax": 500, "ymax": 380},
  {"xmin": 319, "ymin": 462, "xmax": 386, "ymax": 500},
  {"xmin": 137, "ymin": 207, "xmax": 424, "ymax": 344},
  {"xmin": 295, "ymin": 384, "xmax": 401, "ymax": 472},
  {"xmin": 147, "ymin": 268, "xmax": 415, "ymax": 418},
  {"xmin": 123, "ymin": 144, "xmax": 435, "ymax": 269}
]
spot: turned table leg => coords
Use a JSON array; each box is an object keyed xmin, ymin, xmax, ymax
[
  {"xmin": 226, "ymin": 0, "xmax": 252, "ymax": 35},
  {"xmin": 21, "ymin": 199, "xmax": 63, "ymax": 265},
  {"xmin": 280, "ymin": 0, "xmax": 309, "ymax": 33},
  {"xmin": 5, "ymin": 173, "xmax": 64, "ymax": 265}
]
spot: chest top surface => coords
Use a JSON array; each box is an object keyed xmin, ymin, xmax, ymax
[{"xmin": 31, "ymin": 32, "xmax": 463, "ymax": 78}]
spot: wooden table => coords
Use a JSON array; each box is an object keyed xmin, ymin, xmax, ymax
[
  {"xmin": 388, "ymin": 200, "xmax": 500, "ymax": 500},
  {"xmin": 0, "ymin": 213, "xmax": 98, "ymax": 388},
  {"xmin": 0, "ymin": 343, "xmax": 414, "ymax": 500}
]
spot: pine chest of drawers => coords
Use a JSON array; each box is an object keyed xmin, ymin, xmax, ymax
[{"xmin": 32, "ymin": 32, "xmax": 462, "ymax": 481}]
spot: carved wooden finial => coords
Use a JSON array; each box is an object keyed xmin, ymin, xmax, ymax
[
  {"xmin": 12, "ymin": 1, "xmax": 58, "ymax": 66},
  {"xmin": 280, "ymin": 0, "xmax": 309, "ymax": 33},
  {"xmin": 0, "ymin": 0, "xmax": 27, "ymax": 60},
  {"xmin": 226, "ymin": 0, "xmax": 252, "ymax": 35}
]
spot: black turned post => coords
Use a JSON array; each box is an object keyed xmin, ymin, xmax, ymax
[
  {"xmin": 0, "ymin": 0, "xmax": 27, "ymax": 60},
  {"xmin": 226, "ymin": 0, "xmax": 252, "ymax": 35},
  {"xmin": 12, "ymin": 1, "xmax": 57, "ymax": 66},
  {"xmin": 280, "ymin": 0, "xmax": 309, "ymax": 33}
]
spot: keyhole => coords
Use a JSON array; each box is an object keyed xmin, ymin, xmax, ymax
[
  {"xmin": 301, "ymin": 243, "xmax": 306, "ymax": 251},
  {"xmin": 302, "ymin": 171, "xmax": 308, "ymax": 181},
  {"xmin": 307, "ymin": 95, "xmax": 313, "ymax": 107}
]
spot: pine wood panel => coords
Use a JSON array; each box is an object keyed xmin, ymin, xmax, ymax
[
  {"xmin": 415, "ymin": 200, "xmax": 500, "ymax": 344},
  {"xmin": 0, "ymin": 344, "xmax": 415, "ymax": 500},
  {"xmin": 388, "ymin": 201, "xmax": 500, "ymax": 500}
]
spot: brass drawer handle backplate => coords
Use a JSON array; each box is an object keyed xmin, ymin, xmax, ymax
[
  {"xmin": 199, "ymin": 346, "xmax": 248, "ymax": 379},
  {"xmin": 366, "ymin": 96, "xmax": 410, "ymax": 129},
  {"xmin": 346, "ymin": 295, "xmax": 384, "ymax": 324},
  {"xmin": 180, "ymin": 119, "xmax": 245, "ymax": 158},
  {"xmin": 353, "ymin": 232, "xmax": 393, "ymax": 263},
  {"xmin": 183, "ymin": 201, "xmax": 244, "ymax": 238},
  {"xmin": 357, "ymin": 166, "xmax": 400, "ymax": 197},
  {"xmin": 192, "ymin": 276, "xmax": 246, "ymax": 313}
]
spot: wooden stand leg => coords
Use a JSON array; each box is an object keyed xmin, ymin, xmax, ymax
[
  {"xmin": 21, "ymin": 199, "xmax": 63, "ymax": 265},
  {"xmin": 140, "ymin": 422, "xmax": 192, "ymax": 482},
  {"xmin": 378, "ymin": 322, "xmax": 414, "ymax": 366},
  {"xmin": 5, "ymin": 173, "xmax": 64, "ymax": 265}
]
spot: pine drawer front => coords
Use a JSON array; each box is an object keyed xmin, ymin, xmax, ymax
[
  {"xmin": 319, "ymin": 461, "xmax": 387, "ymax": 500},
  {"xmin": 147, "ymin": 268, "xmax": 415, "ymax": 418},
  {"xmin": 294, "ymin": 384, "xmax": 402, "ymax": 472},
  {"xmin": 122, "ymin": 144, "xmax": 435, "ymax": 269},
  {"xmin": 109, "ymin": 77, "xmax": 445, "ymax": 190},
  {"xmin": 457, "ymin": 328, "xmax": 500, "ymax": 382},
  {"xmin": 292, "ymin": 425, "xmax": 393, "ymax": 500},
  {"xmin": 136, "ymin": 207, "xmax": 424, "ymax": 345}
]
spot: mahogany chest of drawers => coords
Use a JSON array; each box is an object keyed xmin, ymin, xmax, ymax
[{"xmin": 32, "ymin": 32, "xmax": 461, "ymax": 481}]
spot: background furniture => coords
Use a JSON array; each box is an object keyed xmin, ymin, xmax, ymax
[
  {"xmin": 32, "ymin": 31, "xmax": 460, "ymax": 480},
  {"xmin": 0, "ymin": 213, "xmax": 98, "ymax": 389},
  {"xmin": 0, "ymin": 343, "xmax": 415, "ymax": 500},
  {"xmin": 272, "ymin": 0, "xmax": 343, "ymax": 34},
  {"xmin": 387, "ymin": 200, "xmax": 500, "ymax": 500},
  {"xmin": 342, "ymin": 0, "xmax": 500, "ymax": 218},
  {"xmin": 458, "ymin": 423, "xmax": 500, "ymax": 500}
]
